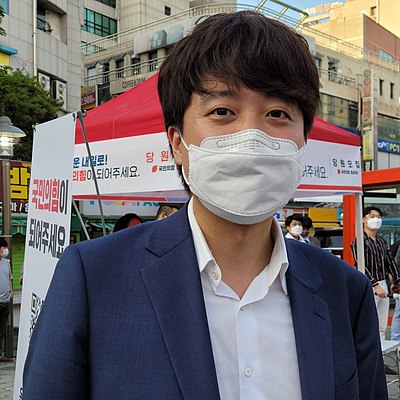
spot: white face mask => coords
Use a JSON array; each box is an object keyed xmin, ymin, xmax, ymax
[
  {"xmin": 367, "ymin": 217, "xmax": 382, "ymax": 231},
  {"xmin": 290, "ymin": 225, "xmax": 303, "ymax": 236},
  {"xmin": 180, "ymin": 129, "xmax": 304, "ymax": 225},
  {"xmin": 1, "ymin": 247, "xmax": 9, "ymax": 258}
]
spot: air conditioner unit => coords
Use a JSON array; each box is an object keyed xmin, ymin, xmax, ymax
[
  {"xmin": 37, "ymin": 72, "xmax": 51, "ymax": 91},
  {"xmin": 52, "ymin": 80, "xmax": 67, "ymax": 111}
]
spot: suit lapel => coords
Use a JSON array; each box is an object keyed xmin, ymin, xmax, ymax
[
  {"xmin": 140, "ymin": 208, "xmax": 220, "ymax": 400},
  {"xmin": 286, "ymin": 240, "xmax": 335, "ymax": 400}
]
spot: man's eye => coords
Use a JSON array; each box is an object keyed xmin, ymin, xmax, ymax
[
  {"xmin": 212, "ymin": 108, "xmax": 232, "ymax": 116},
  {"xmin": 267, "ymin": 110, "xmax": 289, "ymax": 119}
]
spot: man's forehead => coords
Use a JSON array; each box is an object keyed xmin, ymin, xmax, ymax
[
  {"xmin": 194, "ymin": 78, "xmax": 298, "ymax": 107},
  {"xmin": 197, "ymin": 79, "xmax": 238, "ymax": 98}
]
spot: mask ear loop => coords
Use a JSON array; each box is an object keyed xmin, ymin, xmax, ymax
[
  {"xmin": 178, "ymin": 131, "xmax": 190, "ymax": 186},
  {"xmin": 178, "ymin": 131, "xmax": 190, "ymax": 151}
]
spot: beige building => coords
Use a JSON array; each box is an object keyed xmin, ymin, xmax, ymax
[
  {"xmin": 0, "ymin": 0, "xmax": 83, "ymax": 112},
  {"xmin": 301, "ymin": 0, "xmax": 400, "ymax": 170},
  {"xmin": 304, "ymin": 0, "xmax": 400, "ymax": 39},
  {"xmin": 303, "ymin": 0, "xmax": 400, "ymax": 62}
]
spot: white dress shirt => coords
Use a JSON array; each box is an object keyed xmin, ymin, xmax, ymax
[
  {"xmin": 285, "ymin": 232, "xmax": 306, "ymax": 243},
  {"xmin": 188, "ymin": 199, "xmax": 302, "ymax": 400}
]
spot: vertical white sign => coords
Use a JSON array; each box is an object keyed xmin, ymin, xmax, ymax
[{"xmin": 13, "ymin": 114, "xmax": 76, "ymax": 400}]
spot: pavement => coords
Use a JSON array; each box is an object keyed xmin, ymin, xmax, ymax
[
  {"xmin": 385, "ymin": 357, "xmax": 400, "ymax": 399},
  {"xmin": 0, "ymin": 359, "xmax": 15, "ymax": 400}
]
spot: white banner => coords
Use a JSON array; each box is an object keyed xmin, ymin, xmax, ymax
[
  {"xmin": 295, "ymin": 139, "xmax": 362, "ymax": 196},
  {"xmin": 72, "ymin": 136, "xmax": 361, "ymax": 200},
  {"xmin": 13, "ymin": 114, "xmax": 76, "ymax": 399},
  {"xmin": 72, "ymin": 133, "xmax": 184, "ymax": 197}
]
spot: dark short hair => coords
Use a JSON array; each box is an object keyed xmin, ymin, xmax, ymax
[
  {"xmin": 301, "ymin": 216, "xmax": 314, "ymax": 230},
  {"xmin": 363, "ymin": 206, "xmax": 383, "ymax": 218},
  {"xmin": 155, "ymin": 203, "xmax": 182, "ymax": 220},
  {"xmin": 0, "ymin": 238, "xmax": 8, "ymax": 248},
  {"xmin": 113, "ymin": 213, "xmax": 143, "ymax": 233},
  {"xmin": 158, "ymin": 11, "xmax": 320, "ymax": 136},
  {"xmin": 285, "ymin": 215, "xmax": 303, "ymax": 227}
]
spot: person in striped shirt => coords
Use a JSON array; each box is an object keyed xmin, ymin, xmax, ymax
[{"xmin": 351, "ymin": 206, "xmax": 400, "ymax": 340}]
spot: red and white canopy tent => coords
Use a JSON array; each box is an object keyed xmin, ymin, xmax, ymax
[{"xmin": 74, "ymin": 73, "xmax": 362, "ymax": 201}]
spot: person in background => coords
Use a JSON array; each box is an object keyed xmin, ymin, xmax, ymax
[
  {"xmin": 284, "ymin": 215, "xmax": 306, "ymax": 242},
  {"xmin": 155, "ymin": 203, "xmax": 182, "ymax": 220},
  {"xmin": 19, "ymin": 262, "xmax": 24, "ymax": 286},
  {"xmin": 389, "ymin": 239, "xmax": 400, "ymax": 341},
  {"xmin": 24, "ymin": 11, "xmax": 387, "ymax": 399},
  {"xmin": 113, "ymin": 213, "xmax": 143, "ymax": 233},
  {"xmin": 301, "ymin": 216, "xmax": 321, "ymax": 247},
  {"xmin": 351, "ymin": 206, "xmax": 400, "ymax": 342},
  {"xmin": 0, "ymin": 238, "xmax": 12, "ymax": 362}
]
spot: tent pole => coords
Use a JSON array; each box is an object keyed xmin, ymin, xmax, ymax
[
  {"xmin": 73, "ymin": 200, "xmax": 91, "ymax": 241},
  {"xmin": 342, "ymin": 194, "xmax": 355, "ymax": 265},
  {"xmin": 76, "ymin": 111, "xmax": 107, "ymax": 236},
  {"xmin": 355, "ymin": 192, "xmax": 365, "ymax": 274}
]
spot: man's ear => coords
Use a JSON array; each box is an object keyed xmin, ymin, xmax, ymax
[{"xmin": 167, "ymin": 127, "xmax": 183, "ymax": 166}]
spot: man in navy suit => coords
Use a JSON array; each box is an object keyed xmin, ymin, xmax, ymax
[{"xmin": 23, "ymin": 11, "xmax": 387, "ymax": 399}]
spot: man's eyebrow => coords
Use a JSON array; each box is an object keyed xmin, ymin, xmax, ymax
[{"xmin": 197, "ymin": 90, "xmax": 235, "ymax": 105}]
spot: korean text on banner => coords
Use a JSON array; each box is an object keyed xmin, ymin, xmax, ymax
[
  {"xmin": 72, "ymin": 133, "xmax": 183, "ymax": 196},
  {"xmin": 13, "ymin": 113, "xmax": 76, "ymax": 400},
  {"xmin": 295, "ymin": 139, "xmax": 362, "ymax": 197}
]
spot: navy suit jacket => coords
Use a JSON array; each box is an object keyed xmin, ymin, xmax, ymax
[{"xmin": 23, "ymin": 207, "xmax": 387, "ymax": 399}]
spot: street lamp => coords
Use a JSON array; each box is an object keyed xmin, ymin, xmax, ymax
[{"xmin": 0, "ymin": 116, "xmax": 26, "ymax": 359}]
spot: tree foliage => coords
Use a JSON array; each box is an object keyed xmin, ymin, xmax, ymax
[
  {"xmin": 0, "ymin": 5, "xmax": 6, "ymax": 36},
  {"xmin": 0, "ymin": 68, "xmax": 62, "ymax": 161}
]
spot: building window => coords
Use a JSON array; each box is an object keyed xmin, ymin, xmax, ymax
[
  {"xmin": 165, "ymin": 6, "xmax": 171, "ymax": 16},
  {"xmin": 390, "ymin": 83, "xmax": 395, "ymax": 100},
  {"xmin": 87, "ymin": 66, "xmax": 97, "ymax": 86},
  {"xmin": 101, "ymin": 62, "xmax": 110, "ymax": 83},
  {"xmin": 328, "ymin": 60, "xmax": 338, "ymax": 82},
  {"xmin": 97, "ymin": 83, "xmax": 111, "ymax": 105},
  {"xmin": 314, "ymin": 56, "xmax": 322, "ymax": 77},
  {"xmin": 379, "ymin": 79, "xmax": 384, "ymax": 96},
  {"xmin": 318, "ymin": 94, "xmax": 358, "ymax": 129},
  {"xmin": 379, "ymin": 50, "xmax": 393, "ymax": 63},
  {"xmin": 83, "ymin": 9, "xmax": 117, "ymax": 37},
  {"xmin": 0, "ymin": 0, "xmax": 9, "ymax": 14},
  {"xmin": 95, "ymin": 0, "xmax": 116, "ymax": 8},
  {"xmin": 116, "ymin": 59, "xmax": 124, "ymax": 79},
  {"xmin": 37, "ymin": 6, "xmax": 52, "ymax": 33},
  {"xmin": 370, "ymin": 6, "xmax": 376, "ymax": 16},
  {"xmin": 131, "ymin": 56, "xmax": 141, "ymax": 75},
  {"xmin": 149, "ymin": 51, "xmax": 158, "ymax": 72},
  {"xmin": 377, "ymin": 114, "xmax": 400, "ymax": 142}
]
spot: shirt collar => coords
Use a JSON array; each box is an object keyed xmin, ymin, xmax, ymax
[
  {"xmin": 187, "ymin": 198, "xmax": 214, "ymax": 274},
  {"xmin": 187, "ymin": 198, "xmax": 289, "ymax": 295}
]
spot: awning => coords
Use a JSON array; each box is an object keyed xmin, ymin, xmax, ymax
[
  {"xmin": 89, "ymin": 221, "xmax": 115, "ymax": 232},
  {"xmin": 0, "ymin": 215, "xmax": 28, "ymax": 235},
  {"xmin": 112, "ymin": 54, "xmax": 126, "ymax": 61}
]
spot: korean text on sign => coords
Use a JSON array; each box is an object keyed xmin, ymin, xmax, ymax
[
  {"xmin": 31, "ymin": 179, "xmax": 69, "ymax": 214},
  {"xmin": 28, "ymin": 218, "xmax": 67, "ymax": 259}
]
